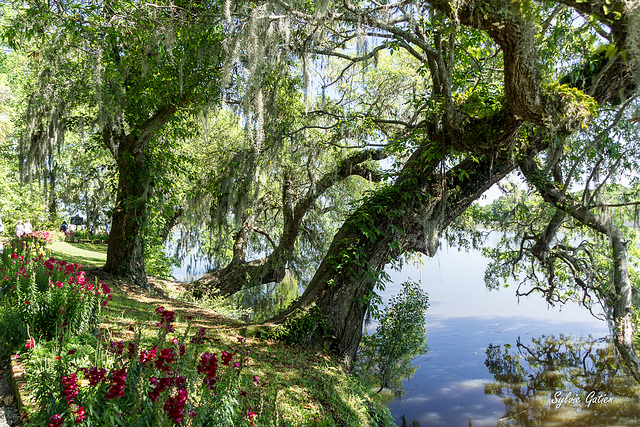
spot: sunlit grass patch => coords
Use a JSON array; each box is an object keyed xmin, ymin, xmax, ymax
[{"xmin": 48, "ymin": 241, "xmax": 107, "ymax": 267}]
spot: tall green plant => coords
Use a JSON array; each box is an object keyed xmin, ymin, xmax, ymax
[{"xmin": 358, "ymin": 280, "xmax": 429, "ymax": 394}]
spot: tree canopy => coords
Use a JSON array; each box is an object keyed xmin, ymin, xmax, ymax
[{"xmin": 2, "ymin": 0, "xmax": 640, "ymax": 372}]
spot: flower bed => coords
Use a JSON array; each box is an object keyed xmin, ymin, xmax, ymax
[
  {"xmin": 0, "ymin": 234, "xmax": 111, "ymax": 355},
  {"xmin": 19, "ymin": 307, "xmax": 264, "ymax": 426},
  {"xmin": 2, "ymin": 232, "xmax": 396, "ymax": 426}
]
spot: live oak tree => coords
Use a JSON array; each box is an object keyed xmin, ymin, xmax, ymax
[
  {"xmin": 6, "ymin": 0, "xmax": 640, "ymax": 375},
  {"xmin": 4, "ymin": 0, "xmax": 228, "ymax": 285},
  {"xmin": 188, "ymin": 104, "xmax": 390, "ymax": 298},
  {"xmin": 191, "ymin": 40, "xmax": 430, "ymax": 299},
  {"xmin": 254, "ymin": 0, "xmax": 640, "ymax": 368}
]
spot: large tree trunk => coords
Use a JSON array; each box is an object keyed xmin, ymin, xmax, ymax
[
  {"xmin": 269, "ymin": 148, "xmax": 516, "ymax": 365},
  {"xmin": 102, "ymin": 103, "xmax": 180, "ymax": 286},
  {"xmin": 48, "ymin": 158, "xmax": 57, "ymax": 219},
  {"xmin": 104, "ymin": 137, "xmax": 151, "ymax": 287},
  {"xmin": 610, "ymin": 230, "xmax": 640, "ymax": 382}
]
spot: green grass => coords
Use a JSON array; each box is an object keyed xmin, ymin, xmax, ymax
[{"xmin": 48, "ymin": 240, "xmax": 107, "ymax": 267}]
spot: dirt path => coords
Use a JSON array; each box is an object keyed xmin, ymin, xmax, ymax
[{"xmin": 0, "ymin": 361, "xmax": 20, "ymax": 427}]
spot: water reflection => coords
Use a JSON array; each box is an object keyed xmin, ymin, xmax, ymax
[
  {"xmin": 229, "ymin": 273, "xmax": 301, "ymax": 322},
  {"xmin": 484, "ymin": 335, "xmax": 640, "ymax": 426}
]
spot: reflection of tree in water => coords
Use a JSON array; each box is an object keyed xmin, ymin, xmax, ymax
[
  {"xmin": 484, "ymin": 335, "xmax": 640, "ymax": 426},
  {"xmin": 231, "ymin": 273, "xmax": 301, "ymax": 322}
]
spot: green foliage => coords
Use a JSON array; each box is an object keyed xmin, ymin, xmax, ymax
[
  {"xmin": 144, "ymin": 243, "xmax": 180, "ymax": 281},
  {"xmin": 357, "ymin": 281, "xmax": 429, "ymax": 394},
  {"xmin": 259, "ymin": 306, "xmax": 332, "ymax": 346}
]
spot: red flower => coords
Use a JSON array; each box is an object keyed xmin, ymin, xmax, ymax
[
  {"xmin": 74, "ymin": 406, "xmax": 85, "ymax": 424},
  {"xmin": 148, "ymin": 377, "xmax": 173, "ymax": 402},
  {"xmin": 164, "ymin": 388, "xmax": 188, "ymax": 424},
  {"xmin": 221, "ymin": 350, "xmax": 234, "ymax": 366},
  {"xmin": 25, "ymin": 339, "xmax": 34, "ymax": 349},
  {"xmin": 155, "ymin": 348, "xmax": 175, "ymax": 372},
  {"xmin": 140, "ymin": 345, "xmax": 158, "ymax": 365},
  {"xmin": 127, "ymin": 342, "xmax": 137, "ymax": 358},
  {"xmin": 105, "ymin": 366, "xmax": 127, "ymax": 400},
  {"xmin": 82, "ymin": 367, "xmax": 106, "ymax": 386},
  {"xmin": 110, "ymin": 341, "xmax": 124, "ymax": 356},
  {"xmin": 62, "ymin": 373, "xmax": 78, "ymax": 404},
  {"xmin": 197, "ymin": 352, "xmax": 219, "ymax": 389},
  {"xmin": 48, "ymin": 414, "xmax": 63, "ymax": 427}
]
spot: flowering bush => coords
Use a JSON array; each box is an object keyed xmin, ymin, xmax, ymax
[
  {"xmin": 20, "ymin": 230, "xmax": 54, "ymax": 245},
  {"xmin": 22, "ymin": 307, "xmax": 266, "ymax": 426},
  {"xmin": 63, "ymin": 232, "xmax": 79, "ymax": 243},
  {"xmin": 0, "ymin": 235, "xmax": 111, "ymax": 357}
]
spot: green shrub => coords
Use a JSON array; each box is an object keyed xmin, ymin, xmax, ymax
[{"xmin": 357, "ymin": 280, "xmax": 429, "ymax": 394}]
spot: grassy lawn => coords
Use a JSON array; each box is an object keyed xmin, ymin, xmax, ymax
[
  {"xmin": 7, "ymin": 238, "xmax": 394, "ymax": 426},
  {"xmin": 48, "ymin": 240, "xmax": 107, "ymax": 267}
]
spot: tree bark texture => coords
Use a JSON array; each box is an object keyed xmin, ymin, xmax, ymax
[
  {"xmin": 104, "ymin": 137, "xmax": 151, "ymax": 287},
  {"xmin": 103, "ymin": 103, "xmax": 179, "ymax": 286}
]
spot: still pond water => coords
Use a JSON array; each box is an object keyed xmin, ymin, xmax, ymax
[
  {"xmin": 381, "ymin": 244, "xmax": 640, "ymax": 427},
  {"xmin": 171, "ymin": 240, "xmax": 640, "ymax": 427}
]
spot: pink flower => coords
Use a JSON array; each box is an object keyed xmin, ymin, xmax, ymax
[{"xmin": 25, "ymin": 339, "xmax": 35, "ymax": 349}]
